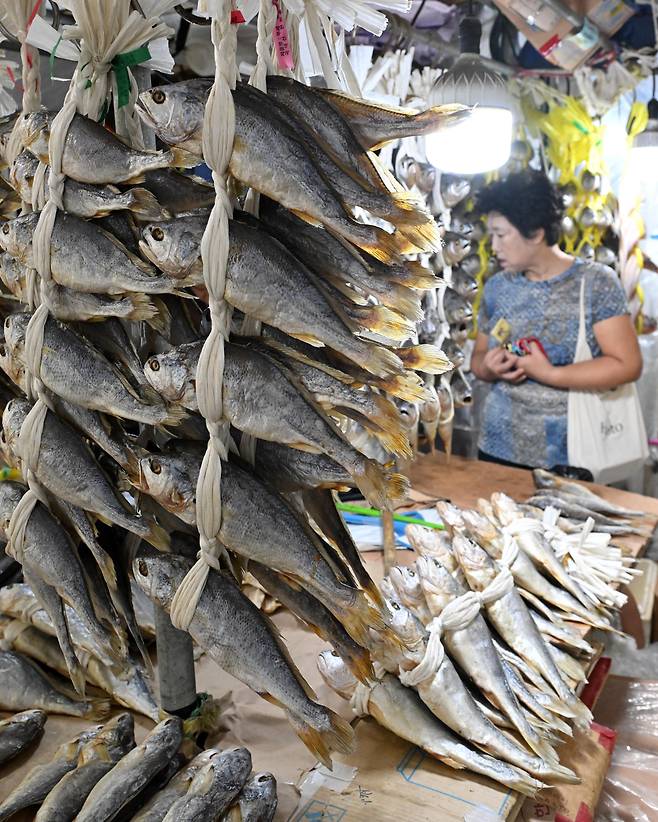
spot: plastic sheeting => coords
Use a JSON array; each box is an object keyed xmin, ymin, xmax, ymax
[{"xmin": 595, "ymin": 677, "xmax": 658, "ymax": 821}]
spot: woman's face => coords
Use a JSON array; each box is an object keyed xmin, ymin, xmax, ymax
[{"xmin": 487, "ymin": 212, "xmax": 543, "ymax": 272}]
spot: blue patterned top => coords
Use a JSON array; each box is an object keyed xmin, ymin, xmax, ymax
[{"xmin": 477, "ymin": 260, "xmax": 629, "ymax": 468}]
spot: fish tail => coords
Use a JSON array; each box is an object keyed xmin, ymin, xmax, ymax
[
  {"xmin": 378, "ymin": 372, "xmax": 432, "ymax": 403},
  {"xmin": 345, "ymin": 223, "xmax": 414, "ymax": 264},
  {"xmin": 359, "ymin": 343, "xmax": 404, "ymax": 379},
  {"xmin": 504, "ymin": 768, "xmax": 545, "ymax": 797},
  {"xmin": 168, "ymin": 147, "xmax": 200, "ymax": 169},
  {"xmin": 416, "ymin": 104, "xmax": 471, "ymax": 136},
  {"xmin": 82, "ymin": 696, "xmax": 112, "ymax": 721},
  {"xmin": 397, "ymin": 344, "xmax": 453, "ymax": 375},
  {"xmin": 126, "ymin": 187, "xmax": 171, "ymax": 221},
  {"xmin": 335, "ymin": 589, "xmax": 388, "ymax": 648},
  {"xmin": 125, "ymin": 292, "xmax": 159, "ymax": 327},
  {"xmin": 368, "ymin": 393, "xmax": 405, "ymax": 436},
  {"xmin": 392, "ymin": 259, "xmax": 439, "ymax": 290},
  {"xmin": 361, "ymin": 305, "xmax": 418, "ymax": 342},
  {"xmin": 67, "ymin": 659, "xmax": 88, "ymax": 699},
  {"xmin": 345, "ymin": 647, "xmax": 376, "ymax": 685},
  {"xmin": 290, "ymin": 709, "xmax": 354, "ymax": 769},
  {"xmin": 351, "ymin": 458, "xmax": 397, "ymax": 509},
  {"xmin": 145, "ymin": 521, "xmax": 171, "ymax": 552},
  {"xmin": 367, "ymin": 426, "xmax": 413, "ymax": 461},
  {"xmin": 549, "ymin": 764, "xmax": 581, "ymax": 785},
  {"xmin": 144, "ymin": 296, "xmax": 172, "ymax": 337},
  {"xmin": 162, "ymin": 403, "xmax": 188, "ymax": 429},
  {"xmin": 387, "ymin": 199, "xmax": 443, "ymax": 254},
  {"xmin": 385, "ymin": 287, "xmax": 423, "ymax": 322}
]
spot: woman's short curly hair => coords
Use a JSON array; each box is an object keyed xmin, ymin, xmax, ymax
[{"xmin": 475, "ymin": 169, "xmax": 564, "ymax": 246}]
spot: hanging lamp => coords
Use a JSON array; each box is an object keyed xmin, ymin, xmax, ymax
[{"xmin": 424, "ymin": 12, "xmax": 515, "ymax": 175}]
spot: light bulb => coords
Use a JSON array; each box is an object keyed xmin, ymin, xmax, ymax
[{"xmin": 425, "ymin": 107, "xmax": 513, "ymax": 175}]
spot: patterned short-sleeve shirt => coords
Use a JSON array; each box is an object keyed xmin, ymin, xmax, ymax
[{"xmin": 477, "ymin": 260, "xmax": 629, "ymax": 468}]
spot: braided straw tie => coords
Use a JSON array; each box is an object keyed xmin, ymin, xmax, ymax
[
  {"xmin": 8, "ymin": 0, "xmax": 172, "ymax": 565},
  {"xmin": 170, "ymin": 0, "xmax": 237, "ymax": 631},
  {"xmin": 400, "ymin": 568, "xmax": 515, "ymax": 689}
]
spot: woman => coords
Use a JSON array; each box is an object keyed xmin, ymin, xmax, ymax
[{"xmin": 470, "ymin": 169, "xmax": 642, "ymax": 470}]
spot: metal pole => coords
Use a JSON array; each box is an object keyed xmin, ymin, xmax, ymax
[
  {"xmin": 154, "ymin": 605, "xmax": 198, "ymax": 715},
  {"xmin": 133, "ymin": 63, "xmax": 198, "ymax": 716}
]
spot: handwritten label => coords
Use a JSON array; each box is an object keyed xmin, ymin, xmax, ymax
[{"xmin": 272, "ymin": 0, "xmax": 294, "ymax": 71}]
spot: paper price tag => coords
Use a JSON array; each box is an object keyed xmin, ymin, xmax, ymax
[{"xmin": 272, "ymin": 0, "xmax": 294, "ymax": 70}]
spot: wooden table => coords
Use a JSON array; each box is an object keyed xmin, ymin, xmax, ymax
[{"xmin": 407, "ymin": 453, "xmax": 658, "ymax": 561}]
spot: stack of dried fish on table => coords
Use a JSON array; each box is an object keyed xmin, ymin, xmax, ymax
[
  {"xmin": 320, "ymin": 489, "xmax": 639, "ymax": 794},
  {"xmin": 0, "ymin": 59, "xmax": 464, "ymax": 771},
  {"xmin": 0, "ymin": 710, "xmax": 277, "ymax": 822}
]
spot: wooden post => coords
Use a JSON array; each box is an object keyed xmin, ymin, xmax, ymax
[{"xmin": 382, "ymin": 509, "xmax": 396, "ymax": 573}]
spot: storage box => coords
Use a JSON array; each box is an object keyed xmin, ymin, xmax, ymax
[
  {"xmin": 291, "ymin": 718, "xmax": 525, "ymax": 821},
  {"xmin": 625, "ymin": 558, "xmax": 657, "ymax": 647}
]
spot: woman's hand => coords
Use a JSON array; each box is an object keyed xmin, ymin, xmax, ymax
[
  {"xmin": 518, "ymin": 342, "xmax": 556, "ymax": 384},
  {"xmin": 481, "ymin": 347, "xmax": 526, "ymax": 383}
]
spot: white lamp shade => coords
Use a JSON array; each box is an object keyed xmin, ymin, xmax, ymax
[
  {"xmin": 425, "ymin": 107, "xmax": 514, "ymax": 174},
  {"xmin": 426, "ymin": 53, "xmax": 515, "ymax": 175}
]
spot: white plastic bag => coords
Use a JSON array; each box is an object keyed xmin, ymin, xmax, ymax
[{"xmin": 567, "ymin": 277, "xmax": 649, "ymax": 484}]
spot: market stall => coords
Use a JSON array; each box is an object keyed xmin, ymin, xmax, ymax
[{"xmin": 0, "ymin": 0, "xmax": 656, "ymax": 819}]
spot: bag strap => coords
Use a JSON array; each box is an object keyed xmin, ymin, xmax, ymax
[{"xmin": 576, "ymin": 271, "xmax": 587, "ymax": 349}]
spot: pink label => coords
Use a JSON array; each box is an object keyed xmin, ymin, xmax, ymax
[{"xmin": 272, "ymin": 0, "xmax": 294, "ymax": 71}]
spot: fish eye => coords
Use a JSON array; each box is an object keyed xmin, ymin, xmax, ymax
[
  {"xmin": 331, "ymin": 650, "xmax": 339, "ymax": 657},
  {"xmin": 138, "ymin": 559, "xmax": 148, "ymax": 576},
  {"xmin": 151, "ymin": 89, "xmax": 166, "ymax": 104},
  {"xmin": 258, "ymin": 774, "xmax": 269, "ymax": 783},
  {"xmin": 149, "ymin": 458, "xmax": 162, "ymax": 475},
  {"xmin": 0, "ymin": 345, "xmax": 5, "ymax": 357},
  {"xmin": 408, "ymin": 569, "xmax": 415, "ymax": 577},
  {"xmin": 148, "ymin": 357, "xmax": 160, "ymax": 371},
  {"xmin": 1, "ymin": 224, "xmax": 9, "ymax": 235},
  {"xmin": 150, "ymin": 226, "xmax": 165, "ymax": 241},
  {"xmin": 391, "ymin": 601, "xmax": 400, "ymax": 610}
]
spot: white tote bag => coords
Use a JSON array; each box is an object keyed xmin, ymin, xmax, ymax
[{"xmin": 567, "ymin": 276, "xmax": 649, "ymax": 484}]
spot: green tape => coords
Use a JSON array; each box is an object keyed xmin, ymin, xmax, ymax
[
  {"xmin": 335, "ymin": 502, "xmax": 445, "ymax": 530},
  {"xmin": 111, "ymin": 44, "xmax": 151, "ymax": 108}
]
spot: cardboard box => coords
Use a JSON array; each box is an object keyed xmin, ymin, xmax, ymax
[
  {"xmin": 624, "ymin": 558, "xmax": 658, "ymax": 647},
  {"xmin": 290, "ymin": 718, "xmax": 525, "ymax": 821}
]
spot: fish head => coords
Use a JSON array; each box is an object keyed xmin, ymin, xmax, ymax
[
  {"xmin": 2, "ymin": 397, "xmax": 30, "ymax": 454},
  {"xmin": 406, "ymin": 523, "xmax": 455, "ymax": 565},
  {"xmin": 379, "ymin": 577, "xmax": 396, "ymax": 601},
  {"xmin": 139, "ymin": 216, "xmax": 203, "ymax": 277},
  {"xmin": 136, "ymin": 80, "xmax": 211, "ymax": 146},
  {"xmin": 132, "ymin": 551, "xmax": 192, "ymax": 609},
  {"xmin": 144, "ymin": 343, "xmax": 199, "ymax": 406},
  {"xmin": 383, "ymin": 597, "xmax": 426, "ymax": 646},
  {"xmin": 389, "ymin": 564, "xmax": 424, "ymax": 605},
  {"xmin": 99, "ymin": 711, "xmax": 135, "ymax": 755},
  {"xmin": 19, "ymin": 111, "xmax": 51, "ymax": 160},
  {"xmin": 0, "ymin": 481, "xmax": 26, "ymax": 537},
  {"xmin": 317, "ymin": 649, "xmax": 357, "ymax": 697},
  {"xmin": 461, "ymin": 509, "xmax": 499, "ymax": 545},
  {"xmin": 0, "ymin": 254, "xmax": 27, "ymax": 299},
  {"xmin": 416, "ymin": 555, "xmax": 460, "ymax": 609},
  {"xmin": 419, "ymin": 383, "xmax": 440, "ymax": 424},
  {"xmin": 0, "ymin": 213, "xmax": 38, "ymax": 263},
  {"xmin": 0, "ymin": 338, "xmax": 25, "ymax": 390},
  {"xmin": 435, "ymin": 501, "xmax": 464, "ymax": 535},
  {"xmin": 9, "ymin": 150, "xmax": 39, "ymax": 200},
  {"xmin": 451, "ymin": 534, "xmax": 495, "ymax": 591},
  {"xmin": 441, "ymin": 338, "xmax": 465, "ymax": 368},
  {"xmin": 248, "ymin": 772, "xmax": 277, "ymax": 802},
  {"xmin": 137, "ymin": 451, "xmax": 197, "ymax": 519},
  {"xmin": 4, "ymin": 310, "xmax": 29, "ymax": 359},
  {"xmin": 150, "ymin": 715, "xmax": 184, "ymax": 754},
  {"xmin": 490, "ymin": 492, "xmax": 516, "ymax": 526},
  {"xmin": 452, "ymin": 375, "xmax": 472, "ymax": 407}
]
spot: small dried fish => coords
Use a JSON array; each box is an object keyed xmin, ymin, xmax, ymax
[
  {"xmin": 0, "ymin": 709, "xmax": 46, "ymax": 766},
  {"xmin": 161, "ymin": 748, "xmax": 252, "ymax": 822},
  {"xmin": 134, "ymin": 551, "xmax": 355, "ymax": 768},
  {"xmin": 0, "ymin": 726, "xmax": 101, "ymax": 822},
  {"xmin": 36, "ymin": 713, "xmax": 136, "ymax": 822},
  {"xmin": 0, "ymin": 650, "xmax": 110, "ymax": 719},
  {"xmin": 22, "ymin": 110, "xmax": 193, "ymax": 184}
]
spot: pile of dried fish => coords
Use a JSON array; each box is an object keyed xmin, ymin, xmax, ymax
[
  {"xmin": 527, "ymin": 468, "xmax": 651, "ymax": 537},
  {"xmin": 0, "ymin": 710, "xmax": 277, "ymax": 822},
  {"xmin": 0, "ymin": 62, "xmax": 463, "ymax": 770},
  {"xmin": 321, "ymin": 489, "xmax": 639, "ymax": 793}
]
